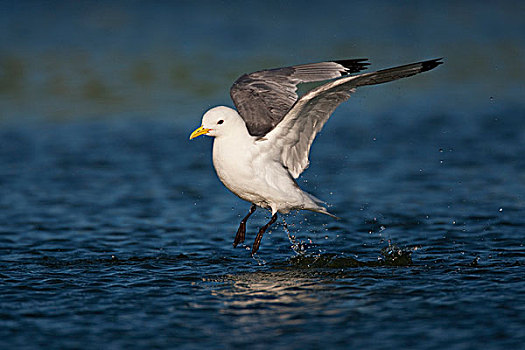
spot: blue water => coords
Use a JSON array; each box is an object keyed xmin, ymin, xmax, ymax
[{"xmin": 1, "ymin": 1, "xmax": 525, "ymax": 349}]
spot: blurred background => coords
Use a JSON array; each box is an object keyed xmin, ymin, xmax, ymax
[{"xmin": 1, "ymin": 0, "xmax": 523, "ymax": 124}]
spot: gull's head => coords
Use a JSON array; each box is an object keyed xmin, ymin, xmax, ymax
[{"xmin": 189, "ymin": 106, "xmax": 242, "ymax": 140}]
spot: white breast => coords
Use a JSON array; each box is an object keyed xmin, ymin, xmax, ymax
[{"xmin": 212, "ymin": 133, "xmax": 264, "ymax": 203}]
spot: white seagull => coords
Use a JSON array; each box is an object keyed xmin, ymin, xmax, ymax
[{"xmin": 190, "ymin": 58, "xmax": 442, "ymax": 254}]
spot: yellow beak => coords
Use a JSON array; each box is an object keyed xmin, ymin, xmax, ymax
[{"xmin": 189, "ymin": 126, "xmax": 211, "ymax": 140}]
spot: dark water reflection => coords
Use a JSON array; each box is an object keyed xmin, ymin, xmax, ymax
[{"xmin": 206, "ymin": 256, "xmax": 524, "ymax": 349}]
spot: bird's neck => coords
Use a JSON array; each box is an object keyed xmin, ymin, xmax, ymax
[{"xmin": 212, "ymin": 120, "xmax": 254, "ymax": 175}]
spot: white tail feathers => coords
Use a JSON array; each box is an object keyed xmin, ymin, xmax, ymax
[{"xmin": 305, "ymin": 192, "xmax": 340, "ymax": 219}]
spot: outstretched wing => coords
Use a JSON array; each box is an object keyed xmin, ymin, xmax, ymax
[
  {"xmin": 264, "ymin": 58, "xmax": 443, "ymax": 178},
  {"xmin": 230, "ymin": 59, "xmax": 369, "ymax": 137}
]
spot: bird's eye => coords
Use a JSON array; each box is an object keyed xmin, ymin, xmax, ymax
[{"xmin": 217, "ymin": 120, "xmax": 224, "ymax": 125}]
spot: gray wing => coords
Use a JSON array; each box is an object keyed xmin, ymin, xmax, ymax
[
  {"xmin": 230, "ymin": 59, "xmax": 369, "ymax": 137},
  {"xmin": 264, "ymin": 58, "xmax": 443, "ymax": 178}
]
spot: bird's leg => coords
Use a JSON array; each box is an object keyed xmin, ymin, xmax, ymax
[
  {"xmin": 252, "ymin": 213, "xmax": 278, "ymax": 255},
  {"xmin": 233, "ymin": 204, "xmax": 256, "ymax": 247}
]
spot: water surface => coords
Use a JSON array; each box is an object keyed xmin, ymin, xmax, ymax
[{"xmin": 1, "ymin": 109, "xmax": 524, "ymax": 349}]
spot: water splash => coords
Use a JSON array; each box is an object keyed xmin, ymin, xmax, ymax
[
  {"xmin": 282, "ymin": 217, "xmax": 309, "ymax": 255},
  {"xmin": 282, "ymin": 241, "xmax": 417, "ymax": 269},
  {"xmin": 378, "ymin": 241, "xmax": 415, "ymax": 266}
]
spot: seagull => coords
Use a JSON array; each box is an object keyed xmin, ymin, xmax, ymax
[{"xmin": 190, "ymin": 58, "xmax": 442, "ymax": 255}]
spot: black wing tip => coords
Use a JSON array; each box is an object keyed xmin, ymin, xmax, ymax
[
  {"xmin": 334, "ymin": 58, "xmax": 370, "ymax": 74},
  {"xmin": 420, "ymin": 58, "xmax": 444, "ymax": 72}
]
